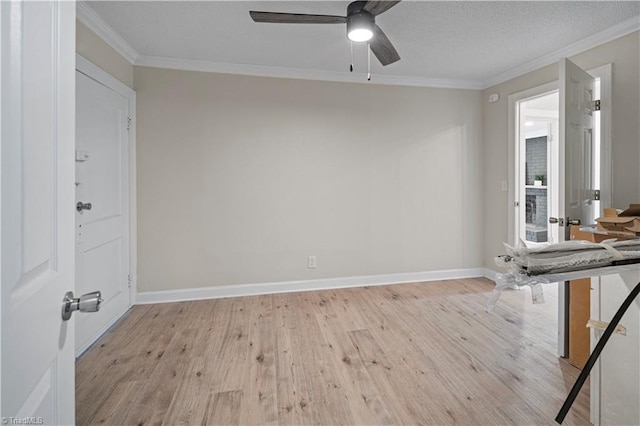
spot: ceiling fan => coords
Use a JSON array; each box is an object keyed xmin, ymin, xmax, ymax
[{"xmin": 249, "ymin": 1, "xmax": 401, "ymax": 66}]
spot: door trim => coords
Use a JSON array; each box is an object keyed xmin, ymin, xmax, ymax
[
  {"xmin": 75, "ymin": 54, "xmax": 137, "ymax": 308},
  {"xmin": 588, "ymin": 63, "xmax": 612, "ymax": 211}
]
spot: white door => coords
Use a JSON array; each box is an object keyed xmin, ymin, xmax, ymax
[
  {"xmin": 75, "ymin": 70, "xmax": 131, "ymax": 355},
  {"xmin": 557, "ymin": 57, "xmax": 597, "ymax": 356},
  {"xmin": 1, "ymin": 1, "xmax": 76, "ymax": 423},
  {"xmin": 559, "ymin": 58, "xmax": 597, "ymax": 233}
]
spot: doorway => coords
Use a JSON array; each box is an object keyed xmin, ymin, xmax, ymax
[
  {"xmin": 516, "ymin": 90, "xmax": 560, "ymax": 246},
  {"xmin": 513, "ymin": 76, "xmax": 604, "ymax": 246},
  {"xmin": 509, "ymin": 67, "xmax": 608, "ymax": 360}
]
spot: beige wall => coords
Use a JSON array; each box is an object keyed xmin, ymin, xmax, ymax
[
  {"xmin": 135, "ymin": 67, "xmax": 484, "ymax": 292},
  {"xmin": 483, "ymin": 31, "xmax": 640, "ymax": 269},
  {"xmin": 76, "ymin": 20, "xmax": 133, "ymax": 88}
]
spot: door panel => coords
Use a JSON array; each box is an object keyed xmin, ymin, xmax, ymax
[
  {"xmin": 1, "ymin": 1, "xmax": 75, "ymax": 422},
  {"xmin": 75, "ymin": 71, "xmax": 131, "ymax": 355},
  {"xmin": 560, "ymin": 58, "xmax": 596, "ymax": 232}
]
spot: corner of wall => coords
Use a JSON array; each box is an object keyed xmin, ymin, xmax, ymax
[{"xmin": 76, "ymin": 19, "xmax": 134, "ymax": 89}]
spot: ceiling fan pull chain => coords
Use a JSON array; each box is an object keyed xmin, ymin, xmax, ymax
[
  {"xmin": 350, "ymin": 41, "xmax": 354, "ymax": 72},
  {"xmin": 367, "ymin": 43, "xmax": 371, "ymax": 81}
]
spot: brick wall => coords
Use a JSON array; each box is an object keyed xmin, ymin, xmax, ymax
[{"xmin": 526, "ymin": 136, "xmax": 547, "ymax": 185}]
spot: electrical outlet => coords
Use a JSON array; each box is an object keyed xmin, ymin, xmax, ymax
[{"xmin": 308, "ymin": 256, "xmax": 317, "ymax": 269}]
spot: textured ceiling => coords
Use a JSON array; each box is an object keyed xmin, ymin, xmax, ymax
[{"xmin": 86, "ymin": 1, "xmax": 639, "ymax": 84}]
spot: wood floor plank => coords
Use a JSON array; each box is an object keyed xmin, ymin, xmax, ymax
[
  {"xmin": 129, "ymin": 300, "xmax": 233, "ymax": 426},
  {"xmin": 86, "ymin": 380, "xmax": 146, "ymax": 426},
  {"xmin": 204, "ymin": 390, "xmax": 243, "ymax": 425},
  {"xmin": 238, "ymin": 296, "xmax": 278, "ymax": 426},
  {"xmin": 77, "ymin": 278, "xmax": 591, "ymax": 425},
  {"xmin": 162, "ymin": 356, "xmax": 210, "ymax": 425},
  {"xmin": 209, "ymin": 297, "xmax": 252, "ymax": 393},
  {"xmin": 127, "ymin": 347, "xmax": 191, "ymax": 426},
  {"xmin": 314, "ymin": 299, "xmax": 399, "ymax": 425},
  {"xmin": 276, "ymin": 292, "xmax": 356, "ymax": 425},
  {"xmin": 272, "ymin": 294, "xmax": 305, "ymax": 425}
]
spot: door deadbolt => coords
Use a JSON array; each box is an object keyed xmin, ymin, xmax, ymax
[
  {"xmin": 77, "ymin": 202, "xmax": 92, "ymax": 212},
  {"xmin": 62, "ymin": 291, "xmax": 103, "ymax": 321}
]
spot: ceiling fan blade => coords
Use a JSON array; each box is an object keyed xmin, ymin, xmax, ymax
[
  {"xmin": 362, "ymin": 1, "xmax": 401, "ymax": 16},
  {"xmin": 369, "ymin": 25, "xmax": 400, "ymax": 66},
  {"xmin": 249, "ymin": 11, "xmax": 346, "ymax": 24}
]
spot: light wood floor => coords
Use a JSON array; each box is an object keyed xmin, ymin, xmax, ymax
[{"xmin": 76, "ymin": 278, "xmax": 590, "ymax": 425}]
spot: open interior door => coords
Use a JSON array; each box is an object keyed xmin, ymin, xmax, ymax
[
  {"xmin": 1, "ymin": 1, "xmax": 76, "ymax": 423},
  {"xmin": 559, "ymin": 58, "xmax": 597, "ymax": 233},
  {"xmin": 557, "ymin": 58, "xmax": 597, "ymax": 356}
]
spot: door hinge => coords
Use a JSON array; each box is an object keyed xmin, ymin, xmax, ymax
[
  {"xmin": 127, "ymin": 274, "xmax": 133, "ymax": 288},
  {"xmin": 593, "ymin": 100, "xmax": 601, "ymax": 111},
  {"xmin": 593, "ymin": 189, "xmax": 601, "ymax": 201},
  {"xmin": 127, "ymin": 117, "xmax": 132, "ymax": 131}
]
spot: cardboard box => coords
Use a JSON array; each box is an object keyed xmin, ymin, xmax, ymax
[
  {"xmin": 619, "ymin": 204, "xmax": 640, "ymax": 217},
  {"xmin": 596, "ymin": 204, "xmax": 640, "ymax": 235}
]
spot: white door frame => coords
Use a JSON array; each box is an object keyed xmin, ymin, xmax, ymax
[
  {"xmin": 587, "ymin": 63, "xmax": 613, "ymax": 211},
  {"xmin": 75, "ymin": 54, "xmax": 137, "ymax": 312}
]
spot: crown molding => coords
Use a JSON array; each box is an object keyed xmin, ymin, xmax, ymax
[
  {"xmin": 76, "ymin": 1, "xmax": 139, "ymax": 64},
  {"xmin": 76, "ymin": 1, "xmax": 638, "ymax": 91},
  {"xmin": 481, "ymin": 15, "xmax": 640, "ymax": 89},
  {"xmin": 134, "ymin": 55, "xmax": 484, "ymax": 90}
]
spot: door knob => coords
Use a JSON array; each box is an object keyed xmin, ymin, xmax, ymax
[
  {"xmin": 567, "ymin": 218, "xmax": 581, "ymax": 226},
  {"xmin": 61, "ymin": 291, "xmax": 103, "ymax": 321},
  {"xmin": 549, "ymin": 217, "xmax": 565, "ymax": 226},
  {"xmin": 77, "ymin": 202, "xmax": 92, "ymax": 212}
]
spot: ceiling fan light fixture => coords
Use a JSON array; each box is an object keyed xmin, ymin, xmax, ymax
[
  {"xmin": 347, "ymin": 11, "xmax": 374, "ymax": 42},
  {"xmin": 348, "ymin": 28, "xmax": 373, "ymax": 42}
]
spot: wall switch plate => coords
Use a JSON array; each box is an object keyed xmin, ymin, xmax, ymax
[
  {"xmin": 501, "ymin": 180, "xmax": 508, "ymax": 192},
  {"xmin": 308, "ymin": 256, "xmax": 317, "ymax": 269}
]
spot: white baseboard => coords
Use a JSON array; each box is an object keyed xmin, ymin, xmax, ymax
[
  {"xmin": 135, "ymin": 268, "xmax": 486, "ymax": 305},
  {"xmin": 484, "ymin": 268, "xmax": 498, "ymax": 282}
]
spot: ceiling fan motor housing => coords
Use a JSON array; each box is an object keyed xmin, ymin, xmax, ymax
[{"xmin": 346, "ymin": 2, "xmax": 375, "ymax": 41}]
